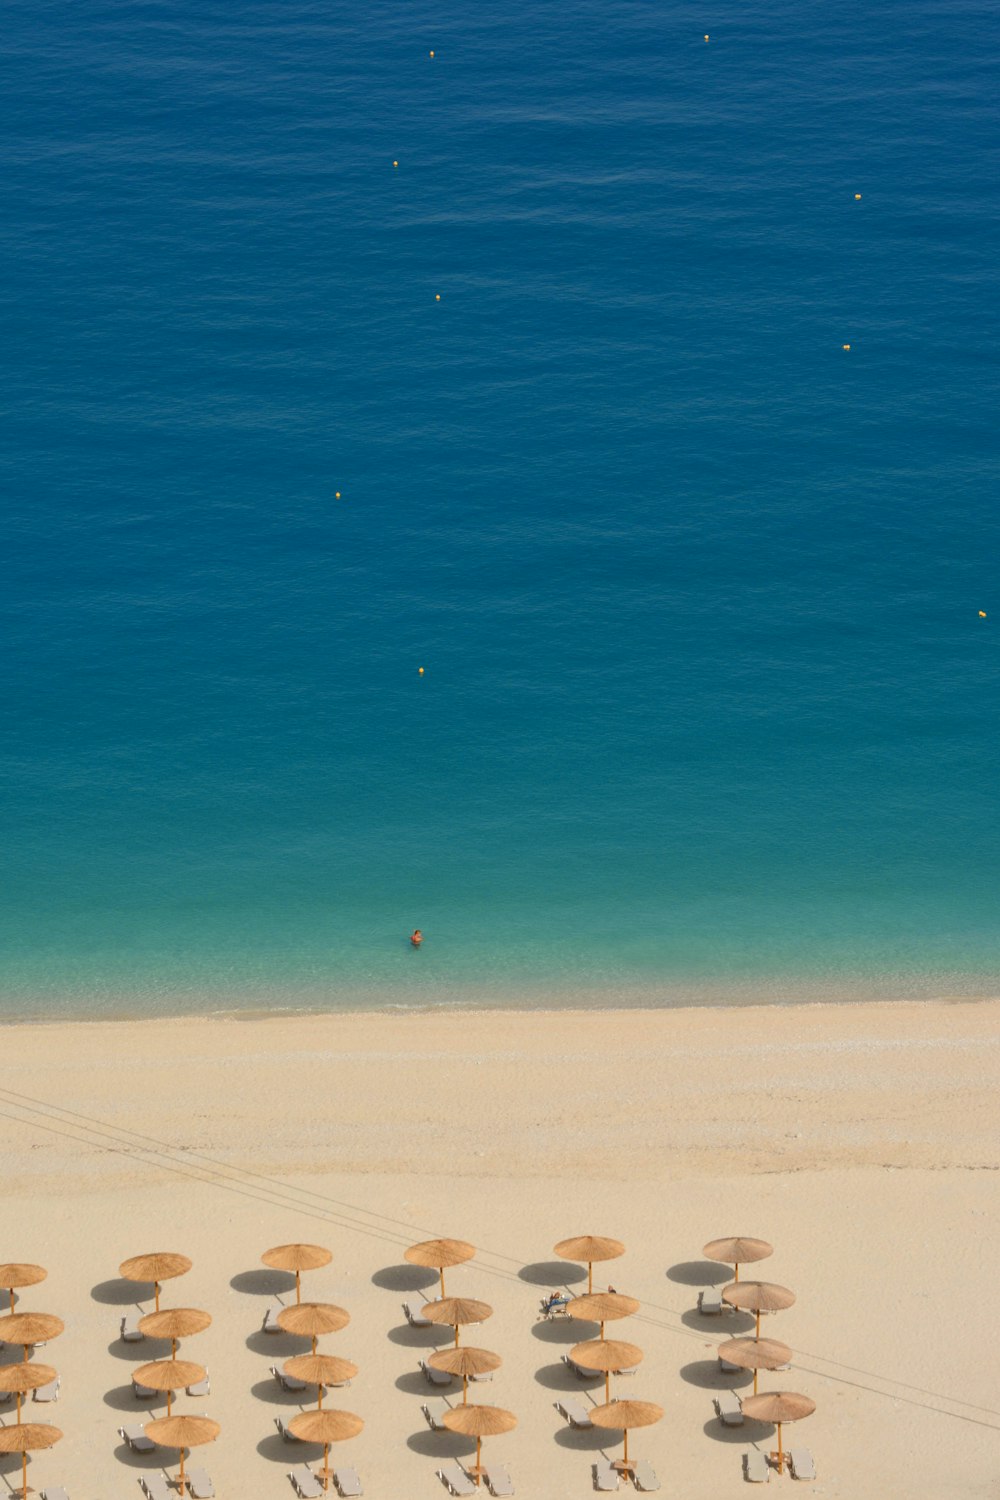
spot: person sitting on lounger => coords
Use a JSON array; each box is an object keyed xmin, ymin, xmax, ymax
[{"xmin": 543, "ymin": 1291, "xmax": 569, "ymax": 1314}]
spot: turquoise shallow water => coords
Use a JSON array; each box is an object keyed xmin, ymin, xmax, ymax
[{"xmin": 3, "ymin": 0, "xmax": 1000, "ymax": 1018}]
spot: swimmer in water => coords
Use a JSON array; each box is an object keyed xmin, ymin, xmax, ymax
[{"xmin": 410, "ymin": 929, "xmax": 423, "ymax": 947}]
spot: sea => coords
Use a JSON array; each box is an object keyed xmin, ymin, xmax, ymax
[{"xmin": 3, "ymin": 0, "xmax": 999, "ymax": 1020}]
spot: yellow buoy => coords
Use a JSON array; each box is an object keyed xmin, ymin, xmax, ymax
[
  {"xmin": 842, "ymin": 344, "xmax": 851, "ymax": 351},
  {"xmin": 418, "ymin": 667, "xmax": 425, "ymax": 674},
  {"xmin": 429, "ymin": 49, "xmax": 435, "ymax": 57},
  {"xmin": 854, "ymin": 193, "xmax": 862, "ymax": 200},
  {"xmin": 435, "ymin": 293, "xmax": 441, "ymax": 301},
  {"xmin": 704, "ymin": 34, "xmax": 709, "ymax": 41},
  {"xmin": 979, "ymin": 611, "xmax": 987, "ymax": 618},
  {"xmin": 393, "ymin": 160, "xmax": 398, "ymax": 168}
]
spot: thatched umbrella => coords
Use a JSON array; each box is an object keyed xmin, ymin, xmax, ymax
[
  {"xmin": 139, "ymin": 1307, "xmax": 212, "ymax": 1357},
  {"xmin": 277, "ymin": 1302, "xmax": 350, "ymax": 1356},
  {"xmin": 0, "ymin": 1362, "xmax": 57, "ymax": 1422},
  {"xmin": 284, "ymin": 1354, "xmax": 358, "ymax": 1409},
  {"xmin": 553, "ymin": 1237, "xmax": 625, "ymax": 1294},
  {"xmin": 722, "ymin": 1281, "xmax": 795, "ymax": 1339},
  {"xmin": 703, "ymin": 1237, "xmax": 773, "ymax": 1284},
  {"xmin": 718, "ymin": 1336, "xmax": 792, "ymax": 1396},
  {"xmin": 0, "ymin": 1420, "xmax": 62, "ymax": 1499},
  {"xmin": 0, "ymin": 1312, "xmax": 65, "ymax": 1362},
  {"xmin": 404, "ymin": 1239, "xmax": 475, "ymax": 1299},
  {"xmin": 589, "ymin": 1399, "xmax": 663, "ymax": 1473},
  {"xmin": 566, "ymin": 1291, "xmax": 640, "ymax": 1337},
  {"xmin": 133, "ymin": 1359, "xmax": 206, "ymax": 1416},
  {"xmin": 420, "ymin": 1297, "xmax": 493, "ymax": 1349},
  {"xmin": 428, "ymin": 1346, "xmax": 501, "ymax": 1404},
  {"xmin": 0, "ymin": 1264, "xmax": 46, "ymax": 1314},
  {"xmin": 119, "ymin": 1253, "xmax": 192, "ymax": 1312},
  {"xmin": 570, "ymin": 1339, "xmax": 643, "ymax": 1404},
  {"xmin": 441, "ymin": 1404, "xmax": 516, "ymax": 1487},
  {"xmin": 289, "ymin": 1408, "xmax": 363, "ymax": 1493},
  {"xmin": 741, "ymin": 1390, "xmax": 815, "ymax": 1475},
  {"xmin": 145, "ymin": 1413, "xmax": 220, "ymax": 1498},
  {"xmin": 262, "ymin": 1244, "xmax": 332, "ymax": 1305}
]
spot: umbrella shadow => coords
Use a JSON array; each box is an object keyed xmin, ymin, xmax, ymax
[
  {"xmin": 406, "ymin": 1429, "xmax": 473, "ymax": 1460},
  {"xmin": 517, "ymin": 1262, "xmax": 587, "ymax": 1288},
  {"xmin": 250, "ymin": 1377, "xmax": 310, "ymax": 1407},
  {"xmin": 91, "ymin": 1279, "xmax": 147, "ymax": 1307},
  {"xmin": 112, "ymin": 1442, "xmax": 167, "ymax": 1471},
  {"xmin": 371, "ymin": 1265, "xmax": 439, "ymax": 1293},
  {"xmin": 666, "ymin": 1260, "xmax": 730, "ymax": 1287},
  {"xmin": 257, "ymin": 1432, "xmax": 319, "ymax": 1465},
  {"xmin": 106, "ymin": 1337, "xmax": 170, "ymax": 1363},
  {"xmin": 246, "ymin": 1330, "xmax": 308, "ymax": 1357},
  {"xmin": 679, "ymin": 1308, "xmax": 755, "ymax": 1335},
  {"xmin": 395, "ymin": 1370, "xmax": 443, "ymax": 1396},
  {"xmin": 386, "ymin": 1323, "xmax": 445, "ymax": 1349},
  {"xmin": 230, "ymin": 1269, "xmax": 294, "ymax": 1297},
  {"xmin": 534, "ymin": 1362, "xmax": 600, "ymax": 1393},
  {"xmin": 103, "ymin": 1387, "xmax": 167, "ymax": 1414},
  {"xmin": 679, "ymin": 1360, "xmax": 753, "ymax": 1390},
  {"xmin": 702, "ymin": 1416, "xmax": 773, "ymax": 1445},
  {"xmin": 552, "ymin": 1426, "xmax": 610, "ymax": 1453}
]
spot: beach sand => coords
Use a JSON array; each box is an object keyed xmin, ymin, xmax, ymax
[{"xmin": 1, "ymin": 998, "xmax": 997, "ymax": 1499}]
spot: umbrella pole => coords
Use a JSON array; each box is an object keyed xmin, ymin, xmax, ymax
[
  {"xmin": 734, "ymin": 1263, "xmax": 740, "ymax": 1283},
  {"xmin": 623, "ymin": 1429, "xmax": 629, "ymax": 1468},
  {"xmin": 21, "ymin": 1449, "xmax": 27, "ymax": 1500},
  {"xmin": 753, "ymin": 1368, "xmax": 758, "ymax": 1396},
  {"xmin": 318, "ymin": 1383, "xmax": 324, "ymax": 1410},
  {"xmin": 155, "ymin": 1280, "xmax": 161, "ymax": 1312},
  {"xmin": 755, "ymin": 1310, "xmax": 761, "ymax": 1339},
  {"xmin": 605, "ymin": 1372, "xmax": 610, "ymax": 1404},
  {"xmin": 323, "ymin": 1442, "xmax": 330, "ymax": 1491},
  {"xmin": 178, "ymin": 1450, "xmax": 186, "ymax": 1498},
  {"xmin": 454, "ymin": 1327, "xmax": 460, "ymax": 1349},
  {"xmin": 463, "ymin": 1374, "xmax": 468, "ymax": 1405},
  {"xmin": 440, "ymin": 1267, "xmax": 446, "ymax": 1298},
  {"xmin": 312, "ymin": 1335, "xmax": 318, "ymax": 1356},
  {"xmin": 296, "ymin": 1269, "xmax": 301, "ymax": 1305},
  {"xmin": 588, "ymin": 1262, "xmax": 593, "ymax": 1294},
  {"xmin": 7, "ymin": 1288, "xmax": 13, "ymax": 1311},
  {"xmin": 476, "ymin": 1435, "xmax": 481, "ymax": 1486},
  {"xmin": 16, "ymin": 1390, "xmax": 21, "ymax": 1423}
]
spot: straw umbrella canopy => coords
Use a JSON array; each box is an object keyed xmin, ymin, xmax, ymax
[
  {"xmin": 566, "ymin": 1291, "xmax": 640, "ymax": 1337},
  {"xmin": 289, "ymin": 1408, "xmax": 363, "ymax": 1493},
  {"xmin": 441, "ymin": 1404, "xmax": 516, "ymax": 1486},
  {"xmin": 553, "ymin": 1236, "xmax": 625, "ymax": 1294},
  {"xmin": 261, "ymin": 1244, "xmax": 332, "ymax": 1305},
  {"xmin": 589, "ymin": 1399, "xmax": 663, "ymax": 1473},
  {"xmin": 0, "ymin": 1420, "xmax": 62, "ymax": 1499},
  {"xmin": 0, "ymin": 1264, "xmax": 46, "ymax": 1314},
  {"xmin": 0, "ymin": 1312, "xmax": 65, "ymax": 1362},
  {"xmin": 119, "ymin": 1252, "xmax": 192, "ymax": 1312},
  {"xmin": 277, "ymin": 1302, "xmax": 350, "ymax": 1355},
  {"xmin": 420, "ymin": 1297, "xmax": 493, "ymax": 1348},
  {"xmin": 404, "ymin": 1238, "xmax": 476, "ymax": 1299},
  {"xmin": 139, "ymin": 1307, "xmax": 212, "ymax": 1357},
  {"xmin": 703, "ymin": 1237, "xmax": 773, "ymax": 1283},
  {"xmin": 133, "ymin": 1359, "xmax": 206, "ymax": 1416},
  {"xmin": 722, "ymin": 1281, "xmax": 795, "ymax": 1339},
  {"xmin": 284, "ymin": 1354, "xmax": 359, "ymax": 1409},
  {"xmin": 428, "ymin": 1346, "xmax": 501, "ymax": 1404},
  {"xmin": 145, "ymin": 1413, "xmax": 220, "ymax": 1498},
  {"xmin": 0, "ymin": 1362, "xmax": 57, "ymax": 1422},
  {"xmin": 571, "ymin": 1339, "xmax": 644, "ymax": 1404},
  {"xmin": 741, "ymin": 1390, "xmax": 815, "ymax": 1475},
  {"xmin": 718, "ymin": 1336, "xmax": 793, "ymax": 1396}
]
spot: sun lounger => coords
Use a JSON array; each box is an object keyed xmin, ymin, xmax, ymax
[
  {"xmin": 593, "ymin": 1458, "xmax": 619, "ymax": 1492},
  {"xmin": 632, "ymin": 1460, "xmax": 660, "ymax": 1492},
  {"xmin": 437, "ymin": 1462, "xmax": 476, "ymax": 1497},
  {"xmin": 470, "ymin": 1368, "xmax": 494, "ymax": 1382},
  {"xmin": 333, "ymin": 1465, "xmax": 363, "ymax": 1496},
  {"xmin": 485, "ymin": 1463, "xmax": 514, "ymax": 1496},
  {"xmin": 699, "ymin": 1289, "xmax": 723, "ymax": 1315},
  {"xmin": 719, "ymin": 1355, "xmax": 741, "ymax": 1373},
  {"xmin": 615, "ymin": 1364, "xmax": 638, "ymax": 1376},
  {"xmin": 289, "ymin": 1467, "xmax": 325, "ymax": 1499},
  {"xmin": 272, "ymin": 1363, "xmax": 308, "ymax": 1393},
  {"xmin": 562, "ymin": 1353, "xmax": 600, "ymax": 1379},
  {"xmin": 420, "ymin": 1358, "xmax": 453, "ymax": 1387},
  {"xmin": 33, "ymin": 1377, "xmax": 60, "ymax": 1402},
  {"xmin": 119, "ymin": 1424, "xmax": 156, "ymax": 1454},
  {"xmin": 403, "ymin": 1301, "xmax": 432, "ymax": 1327},
  {"xmin": 275, "ymin": 1415, "xmax": 302, "ymax": 1442},
  {"xmin": 422, "ymin": 1398, "xmax": 449, "ymax": 1431},
  {"xmin": 263, "ymin": 1303, "xmax": 284, "ymax": 1333},
  {"xmin": 121, "ymin": 1312, "xmax": 144, "ymax": 1343},
  {"xmin": 555, "ymin": 1397, "xmax": 593, "ymax": 1429},
  {"xmin": 744, "ymin": 1449, "xmax": 769, "ymax": 1483},
  {"xmin": 716, "ymin": 1392, "xmax": 744, "ymax": 1426},
  {"xmin": 40, "ymin": 1489, "xmax": 70, "ymax": 1500},
  {"xmin": 186, "ymin": 1467, "xmax": 214, "ymax": 1498},
  {"xmin": 132, "ymin": 1378, "xmax": 157, "ymax": 1399},
  {"xmin": 140, "ymin": 1478, "xmax": 173, "ymax": 1500},
  {"xmin": 186, "ymin": 1373, "xmax": 211, "ymax": 1397},
  {"xmin": 788, "ymin": 1449, "xmax": 816, "ymax": 1481}
]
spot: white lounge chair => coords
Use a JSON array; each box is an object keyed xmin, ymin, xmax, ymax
[
  {"xmin": 719, "ymin": 1355, "xmax": 742, "ymax": 1373},
  {"xmin": 403, "ymin": 1301, "xmax": 432, "ymax": 1327},
  {"xmin": 555, "ymin": 1397, "xmax": 593, "ymax": 1429},
  {"xmin": 420, "ymin": 1358, "xmax": 453, "ymax": 1387},
  {"xmin": 132, "ymin": 1378, "xmax": 157, "ymax": 1400},
  {"xmin": 632, "ymin": 1460, "xmax": 659, "ymax": 1492},
  {"xmin": 33, "ymin": 1377, "xmax": 60, "ymax": 1403},
  {"xmin": 273, "ymin": 1363, "xmax": 308, "ymax": 1393},
  {"xmin": 140, "ymin": 1478, "xmax": 173, "ymax": 1500},
  {"xmin": 186, "ymin": 1374, "xmax": 210, "ymax": 1397},
  {"xmin": 562, "ymin": 1353, "xmax": 601, "ymax": 1379},
  {"xmin": 275, "ymin": 1415, "xmax": 302, "ymax": 1442},
  {"xmin": 593, "ymin": 1458, "xmax": 619, "ymax": 1492},
  {"xmin": 485, "ymin": 1463, "xmax": 514, "ymax": 1496},
  {"xmin": 40, "ymin": 1489, "xmax": 70, "ymax": 1500},
  {"xmin": 744, "ymin": 1449, "xmax": 769, "ymax": 1483},
  {"xmin": 438, "ymin": 1462, "xmax": 476, "ymax": 1497},
  {"xmin": 470, "ymin": 1368, "xmax": 494, "ymax": 1382},
  {"xmin": 289, "ymin": 1466, "xmax": 325, "ymax": 1499},
  {"xmin": 788, "ymin": 1449, "xmax": 816, "ymax": 1480},
  {"xmin": 121, "ymin": 1312, "xmax": 144, "ymax": 1343},
  {"xmin": 422, "ymin": 1398, "xmax": 449, "ymax": 1430},
  {"xmin": 263, "ymin": 1303, "xmax": 284, "ymax": 1333},
  {"xmin": 119, "ymin": 1424, "xmax": 156, "ymax": 1454},
  {"xmin": 699, "ymin": 1289, "xmax": 723, "ymax": 1315},
  {"xmin": 333, "ymin": 1465, "xmax": 363, "ymax": 1496},
  {"xmin": 186, "ymin": 1468, "xmax": 214, "ymax": 1499},
  {"xmin": 716, "ymin": 1392, "xmax": 744, "ymax": 1426}
]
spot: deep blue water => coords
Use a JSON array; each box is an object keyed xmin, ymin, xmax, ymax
[{"xmin": 3, "ymin": 0, "xmax": 999, "ymax": 1016}]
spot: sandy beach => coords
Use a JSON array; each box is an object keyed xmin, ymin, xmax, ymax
[{"xmin": 2, "ymin": 998, "xmax": 998, "ymax": 1500}]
